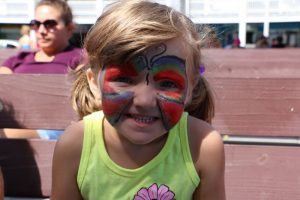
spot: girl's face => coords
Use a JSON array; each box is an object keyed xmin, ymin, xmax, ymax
[
  {"xmin": 98, "ymin": 38, "xmax": 188, "ymax": 144},
  {"xmin": 34, "ymin": 5, "xmax": 73, "ymax": 53}
]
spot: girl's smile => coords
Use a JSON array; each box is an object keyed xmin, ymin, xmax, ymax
[{"xmin": 125, "ymin": 113, "xmax": 159, "ymax": 128}]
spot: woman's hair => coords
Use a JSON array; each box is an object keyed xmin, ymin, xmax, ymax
[
  {"xmin": 36, "ymin": 0, "xmax": 73, "ymax": 25},
  {"xmin": 72, "ymin": 0, "xmax": 215, "ymax": 123}
]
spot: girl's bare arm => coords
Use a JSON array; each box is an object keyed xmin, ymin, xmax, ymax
[
  {"xmin": 194, "ymin": 130, "xmax": 225, "ymax": 200},
  {"xmin": 51, "ymin": 121, "xmax": 84, "ymax": 200},
  {"xmin": 188, "ymin": 116, "xmax": 226, "ymax": 200}
]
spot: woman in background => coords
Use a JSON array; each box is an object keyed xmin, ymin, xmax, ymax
[{"xmin": 0, "ymin": 0, "xmax": 82, "ymax": 139}]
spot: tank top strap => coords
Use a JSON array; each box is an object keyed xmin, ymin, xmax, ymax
[
  {"xmin": 178, "ymin": 112, "xmax": 200, "ymax": 185},
  {"xmin": 77, "ymin": 111, "xmax": 104, "ymax": 188}
]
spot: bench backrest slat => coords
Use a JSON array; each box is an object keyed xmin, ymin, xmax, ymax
[
  {"xmin": 203, "ymin": 49, "xmax": 300, "ymax": 78},
  {"xmin": 0, "ymin": 74, "xmax": 77, "ymax": 129},
  {"xmin": 210, "ymin": 77, "xmax": 300, "ymax": 137},
  {"xmin": 203, "ymin": 49, "xmax": 300, "ymax": 137}
]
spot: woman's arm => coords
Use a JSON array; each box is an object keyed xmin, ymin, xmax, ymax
[
  {"xmin": 51, "ymin": 121, "xmax": 84, "ymax": 200},
  {"xmin": 0, "ymin": 67, "xmax": 13, "ymax": 74}
]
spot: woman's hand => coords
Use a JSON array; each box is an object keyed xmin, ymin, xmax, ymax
[{"xmin": 0, "ymin": 67, "xmax": 13, "ymax": 74}]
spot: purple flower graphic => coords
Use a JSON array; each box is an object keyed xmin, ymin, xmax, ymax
[{"xmin": 133, "ymin": 183, "xmax": 175, "ymax": 200}]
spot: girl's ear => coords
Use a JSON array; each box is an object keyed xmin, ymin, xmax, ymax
[{"xmin": 86, "ymin": 68, "xmax": 101, "ymax": 100}]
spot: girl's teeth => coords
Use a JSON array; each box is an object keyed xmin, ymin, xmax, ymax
[{"xmin": 133, "ymin": 116, "xmax": 154, "ymax": 123}]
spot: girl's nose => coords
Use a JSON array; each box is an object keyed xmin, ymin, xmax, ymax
[{"xmin": 133, "ymin": 83, "xmax": 157, "ymax": 108}]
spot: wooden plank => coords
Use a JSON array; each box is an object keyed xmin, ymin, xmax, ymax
[
  {"xmin": 0, "ymin": 74, "xmax": 77, "ymax": 129},
  {"xmin": 0, "ymin": 49, "xmax": 18, "ymax": 65},
  {"xmin": 225, "ymin": 144, "xmax": 300, "ymax": 200},
  {"xmin": 201, "ymin": 49, "xmax": 300, "ymax": 137},
  {"xmin": 202, "ymin": 49, "xmax": 300, "ymax": 78},
  {"xmin": 0, "ymin": 139, "xmax": 56, "ymax": 197},
  {"xmin": 210, "ymin": 77, "xmax": 300, "ymax": 137}
]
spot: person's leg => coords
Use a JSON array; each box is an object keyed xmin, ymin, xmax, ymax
[
  {"xmin": 2, "ymin": 128, "xmax": 39, "ymax": 138},
  {"xmin": 1, "ymin": 129, "xmax": 63, "ymax": 139}
]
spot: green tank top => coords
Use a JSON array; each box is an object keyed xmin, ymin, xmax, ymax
[{"xmin": 77, "ymin": 111, "xmax": 200, "ymax": 200}]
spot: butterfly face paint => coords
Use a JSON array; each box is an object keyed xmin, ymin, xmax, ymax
[
  {"xmin": 152, "ymin": 55, "xmax": 187, "ymax": 130},
  {"xmin": 100, "ymin": 60, "xmax": 146, "ymax": 125},
  {"xmin": 99, "ymin": 43, "xmax": 187, "ymax": 130}
]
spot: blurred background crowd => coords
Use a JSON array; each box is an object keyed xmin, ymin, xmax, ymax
[{"xmin": 0, "ymin": 0, "xmax": 300, "ymax": 50}]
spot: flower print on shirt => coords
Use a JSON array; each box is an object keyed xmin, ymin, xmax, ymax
[{"xmin": 133, "ymin": 183, "xmax": 175, "ymax": 200}]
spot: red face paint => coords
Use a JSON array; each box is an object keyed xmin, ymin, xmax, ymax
[
  {"xmin": 151, "ymin": 55, "xmax": 187, "ymax": 130},
  {"xmin": 100, "ymin": 60, "xmax": 146, "ymax": 125},
  {"xmin": 157, "ymin": 95, "xmax": 184, "ymax": 130}
]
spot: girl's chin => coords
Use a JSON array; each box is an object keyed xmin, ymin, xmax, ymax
[{"xmin": 116, "ymin": 120, "xmax": 167, "ymax": 144}]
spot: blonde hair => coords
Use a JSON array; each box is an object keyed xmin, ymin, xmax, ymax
[
  {"xmin": 72, "ymin": 0, "xmax": 214, "ymax": 122},
  {"xmin": 20, "ymin": 25, "xmax": 30, "ymax": 35}
]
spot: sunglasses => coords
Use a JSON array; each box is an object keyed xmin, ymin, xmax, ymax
[{"xmin": 29, "ymin": 19, "xmax": 58, "ymax": 31}]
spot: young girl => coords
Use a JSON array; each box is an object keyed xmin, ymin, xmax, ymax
[{"xmin": 51, "ymin": 1, "xmax": 225, "ymax": 199}]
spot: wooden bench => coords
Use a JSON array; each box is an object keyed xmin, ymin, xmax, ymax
[
  {"xmin": 0, "ymin": 49, "xmax": 300, "ymax": 199},
  {"xmin": 0, "ymin": 74, "xmax": 77, "ymax": 199},
  {"xmin": 203, "ymin": 49, "xmax": 300, "ymax": 200}
]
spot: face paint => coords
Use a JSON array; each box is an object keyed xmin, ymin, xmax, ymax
[
  {"xmin": 100, "ymin": 61, "xmax": 146, "ymax": 125},
  {"xmin": 100, "ymin": 43, "xmax": 187, "ymax": 130},
  {"xmin": 101, "ymin": 90, "xmax": 134, "ymax": 125},
  {"xmin": 157, "ymin": 94, "xmax": 185, "ymax": 130},
  {"xmin": 151, "ymin": 55, "xmax": 187, "ymax": 130}
]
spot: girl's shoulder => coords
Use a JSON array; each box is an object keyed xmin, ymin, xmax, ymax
[
  {"xmin": 187, "ymin": 115, "xmax": 224, "ymax": 172},
  {"xmin": 58, "ymin": 120, "xmax": 84, "ymax": 149},
  {"xmin": 187, "ymin": 115, "xmax": 219, "ymax": 144},
  {"xmin": 54, "ymin": 120, "xmax": 84, "ymax": 170},
  {"xmin": 61, "ymin": 119, "xmax": 84, "ymax": 138}
]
